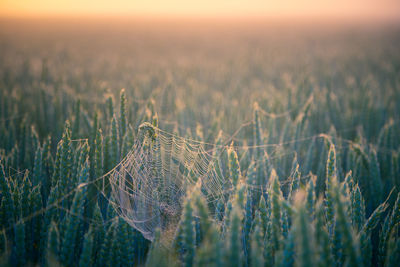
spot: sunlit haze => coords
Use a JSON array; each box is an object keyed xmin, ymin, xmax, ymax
[{"xmin": 1, "ymin": 0, "xmax": 399, "ymax": 22}]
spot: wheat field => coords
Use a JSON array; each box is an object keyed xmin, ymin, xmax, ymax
[{"xmin": 0, "ymin": 18, "xmax": 399, "ymax": 267}]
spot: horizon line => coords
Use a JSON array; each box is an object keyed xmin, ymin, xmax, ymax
[{"xmin": 1, "ymin": 13, "xmax": 400, "ymax": 25}]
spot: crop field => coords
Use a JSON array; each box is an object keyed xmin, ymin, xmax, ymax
[{"xmin": 0, "ymin": 19, "xmax": 400, "ymax": 266}]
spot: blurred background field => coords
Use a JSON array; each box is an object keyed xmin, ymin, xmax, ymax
[{"xmin": 1, "ymin": 18, "xmax": 399, "ymax": 137}]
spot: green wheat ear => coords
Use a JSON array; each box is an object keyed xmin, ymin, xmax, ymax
[
  {"xmin": 119, "ymin": 88, "xmax": 127, "ymax": 140},
  {"xmin": 46, "ymin": 221, "xmax": 60, "ymax": 267},
  {"xmin": 325, "ymin": 143, "xmax": 337, "ymax": 231},
  {"xmin": 227, "ymin": 142, "xmax": 241, "ymax": 188},
  {"xmin": 270, "ymin": 169, "xmax": 282, "ymax": 252},
  {"xmin": 14, "ymin": 220, "xmax": 26, "ymax": 267},
  {"xmin": 182, "ymin": 195, "xmax": 195, "ymax": 267},
  {"xmin": 79, "ymin": 227, "xmax": 94, "ymax": 267},
  {"xmin": 225, "ymin": 204, "xmax": 243, "ymax": 267},
  {"xmin": 110, "ymin": 115, "xmax": 120, "ymax": 166}
]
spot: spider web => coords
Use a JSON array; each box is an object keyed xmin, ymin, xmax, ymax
[{"xmin": 102, "ymin": 122, "xmax": 230, "ymax": 241}]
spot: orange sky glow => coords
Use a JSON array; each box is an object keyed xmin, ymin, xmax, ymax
[{"xmin": 0, "ymin": 0, "xmax": 399, "ymax": 22}]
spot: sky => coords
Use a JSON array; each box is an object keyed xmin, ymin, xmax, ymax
[{"xmin": 0, "ymin": 0, "xmax": 399, "ymax": 21}]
